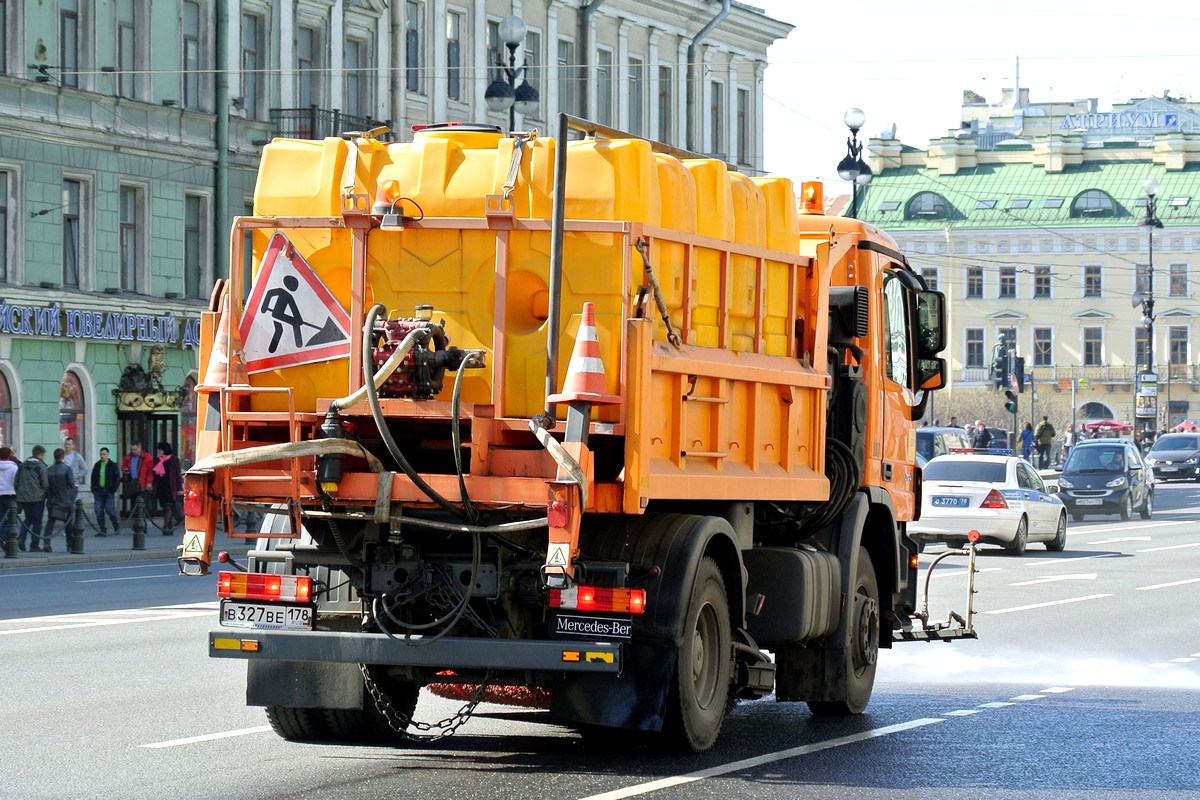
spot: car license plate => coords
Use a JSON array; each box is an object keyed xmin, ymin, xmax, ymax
[
  {"xmin": 1158, "ymin": 466, "xmax": 1177, "ymax": 472},
  {"xmin": 932, "ymin": 496, "xmax": 970, "ymax": 508},
  {"xmin": 220, "ymin": 600, "xmax": 313, "ymax": 631},
  {"xmin": 1076, "ymin": 498, "xmax": 1103, "ymax": 506}
]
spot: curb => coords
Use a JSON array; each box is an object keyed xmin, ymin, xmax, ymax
[{"xmin": 0, "ymin": 544, "xmax": 254, "ymax": 570}]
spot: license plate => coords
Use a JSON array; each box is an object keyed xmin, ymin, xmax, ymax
[
  {"xmin": 931, "ymin": 496, "xmax": 970, "ymax": 508},
  {"xmin": 1076, "ymin": 498, "xmax": 1103, "ymax": 506},
  {"xmin": 1157, "ymin": 466, "xmax": 1177, "ymax": 472},
  {"xmin": 220, "ymin": 600, "xmax": 313, "ymax": 631}
]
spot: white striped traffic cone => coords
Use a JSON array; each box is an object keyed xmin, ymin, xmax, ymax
[{"xmin": 548, "ymin": 302, "xmax": 622, "ymax": 405}]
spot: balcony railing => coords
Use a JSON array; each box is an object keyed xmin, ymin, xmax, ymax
[
  {"xmin": 957, "ymin": 363, "xmax": 1200, "ymax": 386},
  {"xmin": 269, "ymin": 107, "xmax": 391, "ymax": 141}
]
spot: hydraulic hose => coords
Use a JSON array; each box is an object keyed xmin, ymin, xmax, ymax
[
  {"xmin": 330, "ymin": 330, "xmax": 421, "ymax": 412},
  {"xmin": 451, "ymin": 350, "xmax": 481, "ymax": 523},
  {"xmin": 189, "ymin": 438, "xmax": 384, "ymax": 474}
]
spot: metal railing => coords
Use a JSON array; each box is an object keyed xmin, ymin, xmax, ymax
[
  {"xmin": 269, "ymin": 107, "xmax": 391, "ymax": 141},
  {"xmin": 957, "ymin": 363, "xmax": 1200, "ymax": 386}
]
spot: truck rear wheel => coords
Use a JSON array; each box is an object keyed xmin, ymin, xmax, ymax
[
  {"xmin": 662, "ymin": 557, "xmax": 732, "ymax": 753},
  {"xmin": 326, "ymin": 673, "xmax": 420, "ymax": 742},
  {"xmin": 265, "ymin": 706, "xmax": 330, "ymax": 742},
  {"xmin": 807, "ymin": 548, "xmax": 879, "ymax": 716}
]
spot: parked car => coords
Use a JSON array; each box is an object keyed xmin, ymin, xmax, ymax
[
  {"xmin": 1057, "ymin": 439, "xmax": 1153, "ymax": 521},
  {"xmin": 910, "ymin": 454, "xmax": 1067, "ymax": 555},
  {"xmin": 916, "ymin": 426, "xmax": 973, "ymax": 462},
  {"xmin": 1144, "ymin": 433, "xmax": 1200, "ymax": 481},
  {"xmin": 985, "ymin": 427, "xmax": 1011, "ymax": 450}
]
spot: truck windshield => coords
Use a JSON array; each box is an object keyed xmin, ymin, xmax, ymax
[{"xmin": 923, "ymin": 461, "xmax": 1005, "ymax": 483}]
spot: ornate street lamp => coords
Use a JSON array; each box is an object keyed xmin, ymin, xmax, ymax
[
  {"xmin": 1133, "ymin": 177, "xmax": 1164, "ymax": 439},
  {"xmin": 836, "ymin": 107, "xmax": 872, "ymax": 219},
  {"xmin": 484, "ymin": 15, "xmax": 539, "ymax": 133}
]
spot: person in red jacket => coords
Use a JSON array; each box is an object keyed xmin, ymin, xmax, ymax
[{"xmin": 120, "ymin": 440, "xmax": 154, "ymax": 516}]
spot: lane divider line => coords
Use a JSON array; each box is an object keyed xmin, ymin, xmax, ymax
[
  {"xmin": 1009, "ymin": 694, "xmax": 1045, "ymax": 701},
  {"xmin": 1137, "ymin": 543, "xmax": 1200, "ymax": 553},
  {"xmin": 141, "ymin": 725, "xmax": 274, "ymax": 749},
  {"xmin": 1039, "ymin": 687, "xmax": 1076, "ymax": 693},
  {"xmin": 978, "ymin": 701, "xmax": 1015, "ymax": 708},
  {"xmin": 943, "ymin": 710, "xmax": 981, "ymax": 716},
  {"xmin": 1136, "ymin": 577, "xmax": 1200, "ymax": 591},
  {"xmin": 983, "ymin": 594, "xmax": 1112, "ymax": 615}
]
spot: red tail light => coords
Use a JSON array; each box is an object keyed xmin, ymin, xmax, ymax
[
  {"xmin": 549, "ymin": 585, "xmax": 647, "ymax": 615},
  {"xmin": 217, "ymin": 571, "xmax": 312, "ymax": 603},
  {"xmin": 182, "ymin": 472, "xmax": 209, "ymax": 518},
  {"xmin": 980, "ymin": 489, "xmax": 1008, "ymax": 509}
]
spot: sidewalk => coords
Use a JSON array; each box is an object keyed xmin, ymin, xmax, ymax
[{"xmin": 0, "ymin": 517, "xmax": 253, "ymax": 570}]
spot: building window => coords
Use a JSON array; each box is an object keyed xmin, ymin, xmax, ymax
[
  {"xmin": 116, "ymin": 0, "xmax": 137, "ymax": 98},
  {"xmin": 0, "ymin": 170, "xmax": 8, "ymax": 283},
  {"xmin": 657, "ymin": 65, "xmax": 672, "ymax": 144},
  {"xmin": 966, "ymin": 266, "xmax": 983, "ymax": 299},
  {"xmin": 184, "ymin": 194, "xmax": 205, "ymax": 299},
  {"xmin": 1136, "ymin": 328, "xmax": 1149, "ymax": 369},
  {"xmin": 1084, "ymin": 265, "xmax": 1102, "ymax": 297},
  {"xmin": 296, "ymin": 26, "xmax": 319, "ymax": 110},
  {"xmin": 1083, "ymin": 327, "xmax": 1103, "ymax": 366},
  {"xmin": 1170, "ymin": 326, "xmax": 1188, "ymax": 367},
  {"xmin": 59, "ymin": 371, "xmax": 86, "ymax": 458},
  {"xmin": 557, "ymin": 38, "xmax": 576, "ymax": 117},
  {"xmin": 446, "ymin": 12, "xmax": 462, "ymax": 102},
  {"xmin": 344, "ymin": 38, "xmax": 367, "ymax": 118},
  {"xmin": 595, "ymin": 48, "xmax": 613, "ymax": 126},
  {"xmin": 182, "ymin": 1, "xmax": 201, "ymax": 110},
  {"xmin": 1034, "ymin": 265, "xmax": 1051, "ymax": 298},
  {"xmin": 1136, "ymin": 263, "xmax": 1150, "ymax": 297},
  {"xmin": 965, "ymin": 328, "xmax": 984, "ymax": 369},
  {"xmin": 920, "ymin": 267, "xmax": 938, "ymax": 292},
  {"xmin": 119, "ymin": 186, "xmax": 142, "ymax": 293},
  {"xmin": 1071, "ymin": 190, "xmax": 1116, "ymax": 218},
  {"xmin": 999, "ymin": 265, "xmax": 1016, "ymax": 299},
  {"xmin": 1033, "ymin": 328, "xmax": 1053, "ymax": 366},
  {"xmin": 709, "ymin": 81, "xmax": 724, "ymax": 155},
  {"xmin": 405, "ymin": 2, "xmax": 422, "ymax": 94},
  {"xmin": 241, "ymin": 13, "xmax": 264, "ymax": 118},
  {"xmin": 62, "ymin": 179, "xmax": 82, "ymax": 288},
  {"xmin": 523, "ymin": 30, "xmax": 541, "ymax": 118},
  {"xmin": 736, "ymin": 88, "xmax": 750, "ymax": 166},
  {"xmin": 0, "ymin": 371, "xmax": 11, "ymax": 448},
  {"xmin": 61, "ymin": 0, "xmax": 80, "ymax": 88},
  {"xmin": 1170, "ymin": 263, "xmax": 1188, "ymax": 297},
  {"xmin": 486, "ymin": 20, "xmax": 501, "ymax": 83},
  {"xmin": 905, "ymin": 192, "xmax": 951, "ymax": 220},
  {"xmin": 628, "ymin": 57, "xmax": 644, "ymax": 137}
]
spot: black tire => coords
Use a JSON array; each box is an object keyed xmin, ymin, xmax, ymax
[
  {"xmin": 662, "ymin": 557, "xmax": 732, "ymax": 753},
  {"xmin": 1119, "ymin": 493, "xmax": 1133, "ymax": 521},
  {"xmin": 1046, "ymin": 514, "xmax": 1067, "ymax": 552},
  {"xmin": 265, "ymin": 706, "xmax": 330, "ymax": 742},
  {"xmin": 325, "ymin": 676, "xmax": 419, "ymax": 743},
  {"xmin": 1139, "ymin": 490, "xmax": 1153, "ymax": 520},
  {"xmin": 1005, "ymin": 517, "xmax": 1028, "ymax": 555},
  {"xmin": 808, "ymin": 548, "xmax": 880, "ymax": 717}
]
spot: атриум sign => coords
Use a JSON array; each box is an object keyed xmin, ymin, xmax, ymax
[
  {"xmin": 1060, "ymin": 112, "xmax": 1179, "ymax": 132},
  {"xmin": 0, "ymin": 300, "xmax": 201, "ymax": 348}
]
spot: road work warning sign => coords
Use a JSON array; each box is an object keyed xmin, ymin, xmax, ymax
[{"xmin": 239, "ymin": 233, "xmax": 351, "ymax": 374}]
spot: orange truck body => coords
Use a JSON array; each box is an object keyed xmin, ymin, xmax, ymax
[{"xmin": 184, "ymin": 119, "xmax": 954, "ymax": 753}]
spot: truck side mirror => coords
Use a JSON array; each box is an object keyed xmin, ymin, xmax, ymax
[{"xmin": 916, "ymin": 291, "xmax": 946, "ymax": 356}]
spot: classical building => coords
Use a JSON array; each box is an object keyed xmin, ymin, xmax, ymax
[
  {"xmin": 860, "ymin": 89, "xmax": 1200, "ymax": 431},
  {"xmin": 0, "ymin": 1, "xmax": 789, "ymax": 467}
]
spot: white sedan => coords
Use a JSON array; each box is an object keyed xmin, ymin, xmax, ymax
[{"xmin": 910, "ymin": 454, "xmax": 1068, "ymax": 555}]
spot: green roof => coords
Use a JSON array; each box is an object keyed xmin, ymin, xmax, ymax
[{"xmin": 858, "ymin": 160, "xmax": 1200, "ymax": 230}]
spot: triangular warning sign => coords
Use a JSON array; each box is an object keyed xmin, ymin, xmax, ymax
[
  {"xmin": 183, "ymin": 534, "xmax": 203, "ymax": 555},
  {"xmin": 546, "ymin": 544, "xmax": 570, "ymax": 566},
  {"xmin": 238, "ymin": 233, "xmax": 352, "ymax": 374}
]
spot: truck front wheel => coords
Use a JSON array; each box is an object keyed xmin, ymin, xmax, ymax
[
  {"xmin": 808, "ymin": 548, "xmax": 879, "ymax": 716},
  {"xmin": 663, "ymin": 557, "xmax": 732, "ymax": 753}
]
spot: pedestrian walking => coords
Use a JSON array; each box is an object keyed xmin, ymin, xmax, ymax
[
  {"xmin": 1018, "ymin": 422, "xmax": 1035, "ymax": 462},
  {"xmin": 15, "ymin": 445, "xmax": 49, "ymax": 551},
  {"xmin": 121, "ymin": 441, "xmax": 154, "ymax": 516},
  {"xmin": 971, "ymin": 420, "xmax": 993, "ymax": 451},
  {"xmin": 90, "ymin": 448, "xmax": 121, "ymax": 536},
  {"xmin": 1062, "ymin": 423, "xmax": 1078, "ymax": 464},
  {"xmin": 63, "ymin": 436, "xmax": 88, "ymax": 490},
  {"xmin": 152, "ymin": 441, "xmax": 182, "ymax": 535},
  {"xmin": 1034, "ymin": 415, "xmax": 1056, "ymax": 469},
  {"xmin": 0, "ymin": 446, "xmax": 18, "ymax": 548},
  {"xmin": 42, "ymin": 448, "xmax": 77, "ymax": 552}
]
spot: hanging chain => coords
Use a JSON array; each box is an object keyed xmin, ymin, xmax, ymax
[
  {"xmin": 360, "ymin": 663, "xmax": 493, "ymax": 742},
  {"xmin": 634, "ymin": 238, "xmax": 682, "ymax": 345}
]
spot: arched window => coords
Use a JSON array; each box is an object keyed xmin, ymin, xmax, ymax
[
  {"xmin": 59, "ymin": 371, "xmax": 86, "ymax": 457},
  {"xmin": 0, "ymin": 372, "xmax": 12, "ymax": 448},
  {"xmin": 1079, "ymin": 401, "xmax": 1114, "ymax": 420},
  {"xmin": 905, "ymin": 192, "xmax": 951, "ymax": 220},
  {"xmin": 1071, "ymin": 190, "xmax": 1116, "ymax": 218}
]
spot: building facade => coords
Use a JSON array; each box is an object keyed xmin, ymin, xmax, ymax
[
  {"xmin": 0, "ymin": 0, "xmax": 789, "ymax": 468},
  {"xmin": 860, "ymin": 89, "xmax": 1200, "ymax": 433}
]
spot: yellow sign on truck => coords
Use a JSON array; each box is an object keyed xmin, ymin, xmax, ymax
[{"xmin": 180, "ymin": 116, "xmax": 971, "ymax": 753}]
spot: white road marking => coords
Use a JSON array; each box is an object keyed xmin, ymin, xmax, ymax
[
  {"xmin": 0, "ymin": 563, "xmax": 177, "ymax": 579},
  {"xmin": 574, "ymin": 718, "xmax": 946, "ymax": 800},
  {"xmin": 0, "ymin": 606, "xmax": 215, "ymax": 635},
  {"xmin": 984, "ymin": 594, "xmax": 1112, "ymax": 615},
  {"xmin": 1088, "ymin": 536, "xmax": 1151, "ymax": 545},
  {"xmin": 1009, "ymin": 573, "xmax": 1096, "ymax": 587},
  {"xmin": 1010, "ymin": 694, "xmax": 1045, "ymax": 701},
  {"xmin": 77, "ymin": 575, "xmax": 180, "ymax": 583},
  {"xmin": 1039, "ymin": 687, "xmax": 1076, "ymax": 694},
  {"xmin": 1022, "ymin": 553, "xmax": 1119, "ymax": 567},
  {"xmin": 929, "ymin": 567, "xmax": 1001, "ymax": 580},
  {"xmin": 1138, "ymin": 542, "xmax": 1200, "ymax": 553},
  {"xmin": 943, "ymin": 710, "xmax": 981, "ymax": 716},
  {"xmin": 1170, "ymin": 658, "xmax": 1197, "ymax": 664},
  {"xmin": 140, "ymin": 725, "xmax": 273, "ymax": 749},
  {"xmin": 978, "ymin": 702, "xmax": 1014, "ymax": 708},
  {"xmin": 1136, "ymin": 578, "xmax": 1200, "ymax": 591}
]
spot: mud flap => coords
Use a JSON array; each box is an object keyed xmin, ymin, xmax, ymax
[{"xmin": 548, "ymin": 644, "xmax": 676, "ymax": 731}]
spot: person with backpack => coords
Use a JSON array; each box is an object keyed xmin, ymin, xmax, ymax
[
  {"xmin": 15, "ymin": 445, "xmax": 49, "ymax": 551},
  {"xmin": 0, "ymin": 446, "xmax": 19, "ymax": 548},
  {"xmin": 42, "ymin": 448, "xmax": 77, "ymax": 552},
  {"xmin": 1034, "ymin": 415, "xmax": 1056, "ymax": 469}
]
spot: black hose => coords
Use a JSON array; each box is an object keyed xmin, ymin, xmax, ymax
[{"xmin": 450, "ymin": 350, "xmax": 478, "ymax": 523}]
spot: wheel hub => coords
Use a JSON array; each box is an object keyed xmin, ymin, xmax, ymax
[{"xmin": 851, "ymin": 593, "xmax": 879, "ymax": 669}]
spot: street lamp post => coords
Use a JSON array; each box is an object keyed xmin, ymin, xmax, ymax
[
  {"xmin": 836, "ymin": 108, "xmax": 872, "ymax": 218},
  {"xmin": 1135, "ymin": 177, "xmax": 1164, "ymax": 441},
  {"xmin": 484, "ymin": 15, "xmax": 539, "ymax": 133}
]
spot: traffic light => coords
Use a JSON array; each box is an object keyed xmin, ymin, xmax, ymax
[
  {"xmin": 991, "ymin": 356, "xmax": 1007, "ymax": 390},
  {"xmin": 1013, "ymin": 356, "xmax": 1025, "ymax": 392},
  {"xmin": 1004, "ymin": 389, "xmax": 1018, "ymax": 414}
]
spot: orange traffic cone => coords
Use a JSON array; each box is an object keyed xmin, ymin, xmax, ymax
[
  {"xmin": 196, "ymin": 296, "xmax": 249, "ymax": 392},
  {"xmin": 548, "ymin": 302, "xmax": 621, "ymax": 405}
]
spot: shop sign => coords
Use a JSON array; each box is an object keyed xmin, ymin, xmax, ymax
[{"xmin": 0, "ymin": 300, "xmax": 201, "ymax": 349}]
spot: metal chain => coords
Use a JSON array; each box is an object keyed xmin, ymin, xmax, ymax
[{"xmin": 360, "ymin": 663, "xmax": 492, "ymax": 742}]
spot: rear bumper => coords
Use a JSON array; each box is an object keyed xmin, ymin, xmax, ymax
[{"xmin": 209, "ymin": 629, "xmax": 623, "ymax": 674}]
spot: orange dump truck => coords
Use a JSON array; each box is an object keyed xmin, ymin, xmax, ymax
[{"xmin": 180, "ymin": 116, "xmax": 971, "ymax": 753}]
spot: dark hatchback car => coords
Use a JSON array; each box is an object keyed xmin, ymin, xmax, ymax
[
  {"xmin": 1144, "ymin": 433, "xmax": 1200, "ymax": 481},
  {"xmin": 1057, "ymin": 439, "xmax": 1153, "ymax": 521}
]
